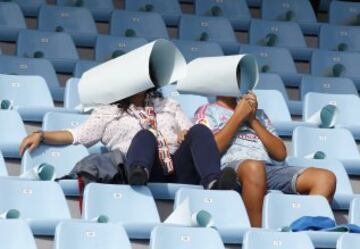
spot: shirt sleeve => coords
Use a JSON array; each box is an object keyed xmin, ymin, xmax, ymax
[
  {"xmin": 194, "ymin": 104, "xmax": 220, "ymax": 133},
  {"xmin": 256, "ymin": 109, "xmax": 278, "ymax": 137}
]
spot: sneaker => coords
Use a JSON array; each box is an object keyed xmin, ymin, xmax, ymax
[
  {"xmin": 127, "ymin": 165, "xmax": 148, "ymax": 185},
  {"xmin": 210, "ymin": 167, "xmax": 238, "ymax": 190}
]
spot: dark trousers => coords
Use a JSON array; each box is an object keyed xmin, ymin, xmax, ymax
[{"xmin": 125, "ymin": 124, "xmax": 222, "ymax": 187}]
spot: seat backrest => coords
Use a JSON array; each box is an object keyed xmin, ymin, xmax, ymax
[
  {"xmin": 0, "ymin": 2, "xmax": 26, "ymax": 29},
  {"xmin": 64, "ymin": 77, "xmax": 81, "ymax": 109},
  {"xmin": 56, "ymin": 0, "xmax": 114, "ymax": 9},
  {"xmin": 195, "ymin": 0, "xmax": 250, "ymax": 20},
  {"xmin": 54, "ymin": 221, "xmax": 132, "ymax": 249},
  {"xmin": 125, "ymin": 0, "xmax": 181, "ymax": 16},
  {"xmin": 110, "ymin": 10, "xmax": 169, "ymax": 40},
  {"xmin": 319, "ymin": 24, "xmax": 360, "ymax": 52},
  {"xmin": 43, "ymin": 112, "xmax": 89, "ymax": 131},
  {"xmin": 256, "ymin": 73, "xmax": 289, "ymax": 101},
  {"xmin": 172, "ymin": 40, "xmax": 224, "ymax": 62},
  {"xmin": 337, "ymin": 233, "xmax": 360, "ymax": 249},
  {"xmin": 262, "ymin": 193, "xmax": 334, "ymax": 229},
  {"xmin": 0, "ymin": 150, "xmax": 8, "ymax": 176},
  {"xmin": 329, "ymin": 1, "xmax": 360, "ymax": 26},
  {"xmin": 349, "ymin": 198, "xmax": 360, "ymax": 225},
  {"xmin": 0, "ymin": 220, "xmax": 37, "ymax": 249},
  {"xmin": 73, "ymin": 60, "xmax": 99, "ymax": 78},
  {"xmin": 175, "ymin": 188, "xmax": 251, "ymax": 228},
  {"xmin": 150, "ymin": 226, "xmax": 225, "ymax": 249}
]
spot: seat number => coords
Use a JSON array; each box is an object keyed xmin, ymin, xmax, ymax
[
  {"xmin": 40, "ymin": 38, "xmax": 49, "ymax": 43},
  {"xmin": 23, "ymin": 188, "xmax": 33, "ymax": 195},
  {"xmin": 319, "ymin": 136, "xmax": 327, "ymax": 142},
  {"xmin": 201, "ymin": 22, "xmax": 208, "ymax": 27},
  {"xmin": 291, "ymin": 202, "xmax": 301, "ymax": 208},
  {"xmin": 11, "ymin": 82, "xmax": 20, "ymax": 88},
  {"xmin": 85, "ymin": 231, "xmax": 96, "ymax": 238},
  {"xmin": 272, "ymin": 240, "xmax": 283, "ymax": 246},
  {"xmin": 190, "ymin": 47, "xmax": 199, "ymax": 52},
  {"xmin": 60, "ymin": 12, "xmax": 70, "ymax": 17},
  {"xmin": 70, "ymin": 121, "xmax": 79, "ymax": 127},
  {"xmin": 132, "ymin": 17, "xmax": 140, "ymax": 22},
  {"xmin": 322, "ymin": 83, "xmax": 331, "ymax": 89},
  {"xmin": 203, "ymin": 197, "xmax": 213, "ymax": 204},
  {"xmin": 113, "ymin": 192, "xmax": 122, "ymax": 199},
  {"xmin": 118, "ymin": 43, "xmax": 126, "ymax": 48},
  {"xmin": 19, "ymin": 64, "xmax": 28, "ymax": 69},
  {"xmin": 181, "ymin": 235, "xmax": 191, "ymax": 242}
]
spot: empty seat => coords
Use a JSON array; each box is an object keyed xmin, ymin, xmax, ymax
[
  {"xmin": 195, "ymin": 0, "xmax": 251, "ymax": 31},
  {"xmin": 83, "ymin": 184, "xmax": 161, "ymax": 239},
  {"xmin": 0, "ymin": 179, "xmax": 71, "ymax": 235},
  {"xmin": 349, "ymin": 198, "xmax": 360, "ymax": 224},
  {"xmin": 262, "ymin": 0, "xmax": 319, "ymax": 35},
  {"xmin": 243, "ymin": 230, "xmax": 314, "ymax": 249},
  {"xmin": 246, "ymin": 0, "xmax": 262, "ymax": 7},
  {"xmin": 5, "ymin": 0, "xmax": 45, "ymax": 16},
  {"xmin": 175, "ymin": 188, "xmax": 251, "ymax": 243},
  {"xmin": 320, "ymin": 24, "xmax": 360, "ymax": 52},
  {"xmin": 0, "ymin": 2, "xmax": 26, "ymax": 41},
  {"xmin": 56, "ymin": 0, "xmax": 114, "ymax": 22},
  {"xmin": 0, "ymin": 220, "xmax": 37, "ymax": 249},
  {"xmin": 125, "ymin": 0, "xmax": 182, "ymax": 26},
  {"xmin": 73, "ymin": 60, "xmax": 99, "ymax": 78},
  {"xmin": 0, "ymin": 110, "xmax": 26, "ymax": 158},
  {"xmin": 95, "ymin": 35, "xmax": 147, "ymax": 62},
  {"xmin": 172, "ymin": 40, "xmax": 224, "ymax": 62},
  {"xmin": 0, "ymin": 55, "xmax": 63, "ymax": 102},
  {"xmin": 178, "ymin": 14, "xmax": 239, "ymax": 54},
  {"xmin": 38, "ymin": 5, "xmax": 98, "ymax": 47},
  {"xmin": 150, "ymin": 226, "xmax": 225, "ymax": 249},
  {"xmin": 329, "ymin": 1, "xmax": 360, "ymax": 26},
  {"xmin": 310, "ymin": 50, "xmax": 360, "ymax": 89},
  {"xmin": 336, "ymin": 233, "xmax": 360, "ymax": 249},
  {"xmin": 249, "ymin": 19, "xmax": 312, "ymax": 61},
  {"xmin": 16, "ymin": 30, "xmax": 79, "ymax": 73},
  {"xmin": 54, "ymin": 221, "xmax": 131, "ymax": 249},
  {"xmin": 110, "ymin": 10, "xmax": 169, "ymax": 41},
  {"xmin": 64, "ymin": 77, "xmax": 81, "ymax": 109},
  {"xmin": 293, "ymin": 126, "xmax": 360, "ymax": 175},
  {"xmin": 263, "ymin": 193, "xmax": 342, "ymax": 248},
  {"xmin": 0, "ymin": 150, "xmax": 7, "ymax": 176},
  {"xmin": 239, "ymin": 45, "xmax": 301, "ymax": 86}
]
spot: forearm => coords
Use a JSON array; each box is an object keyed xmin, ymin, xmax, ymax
[{"xmin": 41, "ymin": 131, "xmax": 74, "ymax": 145}]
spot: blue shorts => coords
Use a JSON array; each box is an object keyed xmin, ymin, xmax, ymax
[{"xmin": 225, "ymin": 160, "xmax": 306, "ymax": 194}]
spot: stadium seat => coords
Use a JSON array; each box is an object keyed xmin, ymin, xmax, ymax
[
  {"xmin": 95, "ymin": 35, "xmax": 147, "ymax": 62},
  {"xmin": 0, "ymin": 110, "xmax": 26, "ymax": 158},
  {"xmin": 0, "ymin": 55, "xmax": 64, "ymax": 102},
  {"xmin": 54, "ymin": 221, "xmax": 132, "ymax": 249},
  {"xmin": 304, "ymin": 93, "xmax": 360, "ymax": 140},
  {"xmin": 263, "ymin": 193, "xmax": 343, "ymax": 248},
  {"xmin": 124, "ymin": 0, "xmax": 182, "ymax": 26},
  {"xmin": 178, "ymin": 14, "xmax": 239, "ymax": 54},
  {"xmin": 0, "ymin": 2, "xmax": 26, "ymax": 41},
  {"xmin": 0, "ymin": 179, "xmax": 71, "ymax": 235},
  {"xmin": 56, "ymin": 0, "xmax": 114, "ymax": 22},
  {"xmin": 349, "ymin": 198, "xmax": 360, "ymax": 224},
  {"xmin": 249, "ymin": 19, "xmax": 312, "ymax": 61},
  {"xmin": 0, "ymin": 220, "xmax": 37, "ymax": 249},
  {"xmin": 336, "ymin": 233, "xmax": 360, "ymax": 249},
  {"xmin": 319, "ymin": 0, "xmax": 332, "ymax": 12},
  {"xmin": 329, "ymin": 1, "xmax": 360, "ymax": 26},
  {"xmin": 319, "ymin": 24, "xmax": 360, "ymax": 52},
  {"xmin": 310, "ymin": 50, "xmax": 360, "ymax": 89},
  {"xmin": 0, "ymin": 150, "xmax": 7, "ymax": 176},
  {"xmin": 256, "ymin": 73, "xmax": 302, "ymax": 115},
  {"xmin": 4, "ymin": 0, "xmax": 45, "ymax": 16},
  {"xmin": 261, "ymin": 0, "xmax": 319, "ymax": 35},
  {"xmin": 38, "ymin": 5, "xmax": 98, "ymax": 47},
  {"xmin": 195, "ymin": 0, "xmax": 251, "ymax": 31},
  {"xmin": 110, "ymin": 10, "xmax": 169, "ymax": 41},
  {"xmin": 243, "ymin": 230, "xmax": 315, "ymax": 249},
  {"xmin": 174, "ymin": 188, "xmax": 251, "ymax": 243},
  {"xmin": 83, "ymin": 184, "xmax": 161, "ymax": 239},
  {"xmin": 16, "ymin": 30, "xmax": 79, "ymax": 73},
  {"xmin": 172, "ymin": 40, "xmax": 224, "ymax": 62},
  {"xmin": 21, "ymin": 143, "xmax": 89, "ymax": 196},
  {"xmin": 73, "ymin": 60, "xmax": 99, "ymax": 78},
  {"xmin": 239, "ymin": 45, "xmax": 301, "ymax": 86},
  {"xmin": 150, "ymin": 226, "xmax": 225, "ymax": 249},
  {"xmin": 246, "ymin": 0, "xmax": 262, "ymax": 7},
  {"xmin": 161, "ymin": 84, "xmax": 209, "ymax": 119},
  {"xmin": 64, "ymin": 77, "xmax": 81, "ymax": 110},
  {"xmin": 293, "ymin": 126, "xmax": 360, "ymax": 175},
  {"xmin": 147, "ymin": 182, "xmax": 203, "ymax": 200},
  {"xmin": 254, "ymin": 90, "xmax": 314, "ymax": 136},
  {"xmin": 286, "ymin": 157, "xmax": 359, "ymax": 210}
]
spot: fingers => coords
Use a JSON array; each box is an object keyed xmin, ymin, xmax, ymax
[{"xmin": 19, "ymin": 138, "xmax": 31, "ymax": 156}]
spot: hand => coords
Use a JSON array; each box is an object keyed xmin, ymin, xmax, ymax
[
  {"xmin": 234, "ymin": 94, "xmax": 254, "ymax": 119},
  {"xmin": 177, "ymin": 130, "xmax": 188, "ymax": 144},
  {"xmin": 244, "ymin": 92, "xmax": 258, "ymax": 125},
  {"xmin": 19, "ymin": 132, "xmax": 43, "ymax": 156}
]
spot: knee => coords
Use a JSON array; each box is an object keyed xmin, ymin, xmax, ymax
[
  {"xmin": 187, "ymin": 124, "xmax": 213, "ymax": 139},
  {"xmin": 309, "ymin": 167, "xmax": 337, "ymax": 194},
  {"xmin": 238, "ymin": 160, "xmax": 267, "ymax": 189},
  {"xmin": 133, "ymin": 129, "xmax": 157, "ymax": 145}
]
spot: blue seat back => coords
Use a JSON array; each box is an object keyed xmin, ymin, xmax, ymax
[
  {"xmin": 43, "ymin": 112, "xmax": 89, "ymax": 131},
  {"xmin": 6, "ymin": 0, "xmax": 45, "ymax": 16},
  {"xmin": 56, "ymin": 0, "xmax": 114, "ymax": 13},
  {"xmin": 0, "ymin": 220, "xmax": 37, "ymax": 249},
  {"xmin": 195, "ymin": 0, "xmax": 250, "ymax": 21},
  {"xmin": 337, "ymin": 233, "xmax": 360, "ymax": 249},
  {"xmin": 0, "ymin": 2, "xmax": 26, "ymax": 29},
  {"xmin": 329, "ymin": 1, "xmax": 360, "ymax": 26},
  {"xmin": 172, "ymin": 40, "xmax": 224, "ymax": 62},
  {"xmin": 349, "ymin": 198, "xmax": 360, "ymax": 225},
  {"xmin": 64, "ymin": 77, "xmax": 81, "ymax": 109},
  {"xmin": 256, "ymin": 73, "xmax": 289, "ymax": 101},
  {"xmin": 125, "ymin": 0, "xmax": 181, "ymax": 18},
  {"xmin": 73, "ymin": 60, "xmax": 99, "ymax": 78},
  {"xmin": 320, "ymin": 24, "xmax": 360, "ymax": 52},
  {"xmin": 0, "ymin": 150, "xmax": 7, "ymax": 176}
]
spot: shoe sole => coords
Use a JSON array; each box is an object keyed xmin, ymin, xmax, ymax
[
  {"xmin": 128, "ymin": 168, "xmax": 148, "ymax": 185},
  {"xmin": 217, "ymin": 167, "xmax": 238, "ymax": 190}
]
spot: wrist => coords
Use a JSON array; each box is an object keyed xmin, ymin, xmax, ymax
[
  {"xmin": 249, "ymin": 117, "xmax": 259, "ymax": 127},
  {"xmin": 33, "ymin": 130, "xmax": 44, "ymax": 142}
]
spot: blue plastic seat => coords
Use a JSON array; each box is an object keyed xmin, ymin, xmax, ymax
[
  {"xmin": 336, "ymin": 233, "xmax": 360, "ymax": 249},
  {"xmin": 64, "ymin": 77, "xmax": 81, "ymax": 109},
  {"xmin": 83, "ymin": 184, "xmax": 161, "ymax": 239},
  {"xmin": 73, "ymin": 60, "xmax": 99, "ymax": 78},
  {"xmin": 0, "ymin": 179, "xmax": 71, "ymax": 235},
  {"xmin": 0, "ymin": 55, "xmax": 62, "ymax": 101},
  {"xmin": 175, "ymin": 188, "xmax": 251, "ymax": 244},
  {"xmin": 4, "ymin": 0, "xmax": 45, "ymax": 16},
  {"xmin": 0, "ymin": 2, "xmax": 26, "ymax": 41},
  {"xmin": 349, "ymin": 198, "xmax": 360, "ymax": 225},
  {"xmin": 293, "ymin": 126, "xmax": 360, "ymax": 175},
  {"xmin": 319, "ymin": 0, "xmax": 332, "ymax": 12},
  {"xmin": 56, "ymin": 0, "xmax": 114, "ymax": 22},
  {"xmin": 0, "ymin": 220, "xmax": 37, "ymax": 249},
  {"xmin": 329, "ymin": 1, "xmax": 360, "ymax": 26},
  {"xmin": 0, "ymin": 150, "xmax": 7, "ymax": 176},
  {"xmin": 125, "ymin": 0, "xmax": 182, "ymax": 26},
  {"xmin": 161, "ymin": 84, "xmax": 209, "ymax": 119},
  {"xmin": 110, "ymin": 10, "xmax": 169, "ymax": 41},
  {"xmin": 310, "ymin": 50, "xmax": 360, "ymax": 89},
  {"xmin": 178, "ymin": 14, "xmax": 239, "ymax": 54},
  {"xmin": 254, "ymin": 90, "xmax": 314, "ymax": 137},
  {"xmin": 263, "ymin": 193, "xmax": 343, "ymax": 248},
  {"xmin": 243, "ymin": 230, "xmax": 314, "ymax": 249},
  {"xmin": 38, "ymin": 5, "xmax": 98, "ymax": 47},
  {"xmin": 172, "ymin": 40, "xmax": 224, "ymax": 62},
  {"xmin": 0, "ymin": 110, "xmax": 27, "ymax": 158},
  {"xmin": 320, "ymin": 24, "xmax": 360, "ymax": 52},
  {"xmin": 261, "ymin": 0, "xmax": 319, "ymax": 35},
  {"xmin": 249, "ymin": 19, "xmax": 312, "ymax": 61},
  {"xmin": 195, "ymin": 0, "xmax": 251, "ymax": 31},
  {"xmin": 150, "ymin": 226, "xmax": 225, "ymax": 249},
  {"xmin": 246, "ymin": 0, "xmax": 262, "ymax": 7},
  {"xmin": 54, "ymin": 221, "xmax": 131, "ymax": 249},
  {"xmin": 239, "ymin": 45, "xmax": 301, "ymax": 86},
  {"xmin": 16, "ymin": 30, "xmax": 79, "ymax": 73},
  {"xmin": 95, "ymin": 35, "xmax": 147, "ymax": 62}
]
